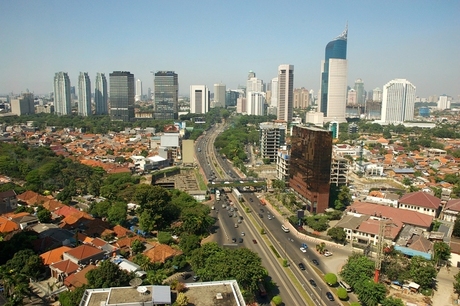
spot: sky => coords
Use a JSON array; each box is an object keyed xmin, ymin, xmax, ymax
[{"xmin": 1, "ymin": 0, "xmax": 459, "ymax": 99}]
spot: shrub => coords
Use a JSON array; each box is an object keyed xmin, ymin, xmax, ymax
[
  {"xmin": 337, "ymin": 287, "xmax": 348, "ymax": 300},
  {"xmin": 271, "ymin": 295, "xmax": 282, "ymax": 306},
  {"xmin": 324, "ymin": 273, "xmax": 337, "ymax": 286}
]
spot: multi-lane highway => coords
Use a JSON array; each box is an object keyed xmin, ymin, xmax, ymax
[{"xmin": 194, "ymin": 122, "xmax": 350, "ymax": 305}]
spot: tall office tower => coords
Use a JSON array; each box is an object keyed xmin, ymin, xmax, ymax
[
  {"xmin": 289, "ymin": 126, "xmax": 332, "ymax": 213},
  {"xmin": 354, "ymin": 78, "xmax": 365, "ymax": 106},
  {"xmin": 154, "ymin": 71, "xmax": 179, "ymax": 119},
  {"xmin": 246, "ymin": 92, "xmax": 265, "ymax": 116},
  {"xmin": 226, "ymin": 90, "xmax": 240, "ymax": 107},
  {"xmin": 109, "ymin": 71, "xmax": 135, "ymax": 122},
  {"xmin": 372, "ymin": 87, "xmax": 382, "ymax": 102},
  {"xmin": 293, "ymin": 87, "xmax": 310, "ymax": 109},
  {"xmin": 236, "ymin": 96, "xmax": 246, "ymax": 114},
  {"xmin": 95, "ymin": 73, "xmax": 108, "ymax": 115},
  {"xmin": 247, "ymin": 77, "xmax": 264, "ymax": 93},
  {"xmin": 78, "ymin": 72, "xmax": 91, "ymax": 116},
  {"xmin": 10, "ymin": 92, "xmax": 34, "ymax": 116},
  {"xmin": 381, "ymin": 79, "xmax": 416, "ymax": 124},
  {"xmin": 135, "ymin": 79, "xmax": 143, "ymax": 102},
  {"xmin": 319, "ymin": 26, "xmax": 348, "ymax": 123},
  {"xmin": 260, "ymin": 122, "xmax": 286, "ymax": 163},
  {"xmin": 248, "ymin": 70, "xmax": 256, "ymax": 79},
  {"xmin": 190, "ymin": 85, "xmax": 209, "ymax": 114},
  {"xmin": 271, "ymin": 77, "xmax": 278, "ymax": 107},
  {"xmin": 277, "ymin": 64, "xmax": 294, "ymax": 122},
  {"xmin": 53, "ymin": 72, "xmax": 72, "ymax": 115},
  {"xmin": 309, "ymin": 89, "xmax": 315, "ymax": 105},
  {"xmin": 437, "ymin": 94, "xmax": 451, "ymax": 110},
  {"xmin": 347, "ymin": 88, "xmax": 357, "ymax": 105},
  {"xmin": 213, "ymin": 83, "xmax": 226, "ymax": 108}
]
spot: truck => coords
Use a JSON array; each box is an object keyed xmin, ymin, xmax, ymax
[{"xmin": 232, "ymin": 188, "xmax": 242, "ymax": 201}]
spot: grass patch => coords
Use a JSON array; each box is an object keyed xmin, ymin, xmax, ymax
[
  {"xmin": 194, "ymin": 169, "xmax": 208, "ymax": 191},
  {"xmin": 269, "ymin": 245, "xmax": 281, "ymax": 258}
]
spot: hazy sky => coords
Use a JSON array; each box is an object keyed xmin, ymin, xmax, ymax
[{"xmin": 1, "ymin": 1, "xmax": 459, "ymax": 98}]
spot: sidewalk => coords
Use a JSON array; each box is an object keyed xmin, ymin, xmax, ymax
[{"xmin": 432, "ymin": 266, "xmax": 458, "ymax": 306}]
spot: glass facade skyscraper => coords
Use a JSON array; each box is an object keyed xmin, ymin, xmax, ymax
[
  {"xmin": 319, "ymin": 26, "xmax": 348, "ymax": 122},
  {"xmin": 78, "ymin": 72, "xmax": 91, "ymax": 116},
  {"xmin": 95, "ymin": 73, "xmax": 108, "ymax": 115},
  {"xmin": 109, "ymin": 71, "xmax": 135, "ymax": 122},
  {"xmin": 154, "ymin": 71, "xmax": 178, "ymax": 119},
  {"xmin": 53, "ymin": 72, "xmax": 72, "ymax": 116}
]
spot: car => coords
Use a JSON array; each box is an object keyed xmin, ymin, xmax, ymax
[
  {"xmin": 298, "ymin": 263, "xmax": 305, "ymax": 270},
  {"xmin": 182, "ymin": 273, "xmax": 191, "ymax": 280},
  {"xmin": 241, "ymin": 232, "xmax": 245, "ymax": 236},
  {"xmin": 324, "ymin": 251, "xmax": 333, "ymax": 257},
  {"xmin": 249, "ymin": 198, "xmax": 253, "ymax": 202},
  {"xmin": 312, "ymin": 259, "xmax": 319, "ymax": 266},
  {"xmin": 238, "ymin": 238, "xmax": 243, "ymax": 243},
  {"xmin": 260, "ymin": 208, "xmax": 264, "ymax": 213},
  {"xmin": 259, "ymin": 213, "xmax": 263, "ymax": 218},
  {"xmin": 193, "ymin": 275, "xmax": 200, "ymax": 282},
  {"xmin": 267, "ymin": 215, "xmax": 273, "ymax": 220},
  {"xmin": 232, "ymin": 238, "xmax": 237, "ymax": 243},
  {"xmin": 326, "ymin": 292, "xmax": 334, "ymax": 301},
  {"xmin": 252, "ymin": 239, "xmax": 257, "ymax": 244},
  {"xmin": 309, "ymin": 279, "xmax": 317, "ymax": 287},
  {"xmin": 300, "ymin": 247, "xmax": 307, "ymax": 253}
]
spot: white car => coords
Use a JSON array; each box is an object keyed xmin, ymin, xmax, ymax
[
  {"xmin": 300, "ymin": 247, "xmax": 307, "ymax": 253},
  {"xmin": 324, "ymin": 251, "xmax": 333, "ymax": 257}
]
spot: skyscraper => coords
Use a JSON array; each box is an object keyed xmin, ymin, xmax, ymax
[
  {"xmin": 190, "ymin": 85, "xmax": 209, "ymax": 114},
  {"xmin": 372, "ymin": 87, "xmax": 382, "ymax": 102},
  {"xmin": 95, "ymin": 73, "xmax": 108, "ymax": 115},
  {"xmin": 293, "ymin": 87, "xmax": 310, "ymax": 109},
  {"xmin": 270, "ymin": 77, "xmax": 278, "ymax": 107},
  {"xmin": 154, "ymin": 71, "xmax": 178, "ymax": 119},
  {"xmin": 437, "ymin": 94, "xmax": 451, "ymax": 110},
  {"xmin": 109, "ymin": 71, "xmax": 135, "ymax": 122},
  {"xmin": 53, "ymin": 72, "xmax": 72, "ymax": 116},
  {"xmin": 319, "ymin": 26, "xmax": 348, "ymax": 123},
  {"xmin": 347, "ymin": 88, "xmax": 357, "ymax": 105},
  {"xmin": 354, "ymin": 78, "xmax": 365, "ymax": 106},
  {"xmin": 247, "ymin": 77, "xmax": 264, "ymax": 93},
  {"xmin": 246, "ymin": 92, "xmax": 265, "ymax": 116},
  {"xmin": 381, "ymin": 79, "xmax": 416, "ymax": 124},
  {"xmin": 277, "ymin": 64, "xmax": 294, "ymax": 122},
  {"xmin": 213, "ymin": 83, "xmax": 226, "ymax": 108},
  {"xmin": 289, "ymin": 126, "xmax": 332, "ymax": 213},
  {"xmin": 135, "ymin": 79, "xmax": 143, "ymax": 102},
  {"xmin": 78, "ymin": 72, "xmax": 91, "ymax": 116},
  {"xmin": 10, "ymin": 92, "xmax": 34, "ymax": 116}
]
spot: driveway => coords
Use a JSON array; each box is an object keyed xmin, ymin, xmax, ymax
[{"xmin": 432, "ymin": 266, "xmax": 458, "ymax": 306}]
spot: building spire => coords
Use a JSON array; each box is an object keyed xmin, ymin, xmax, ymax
[{"xmin": 335, "ymin": 22, "xmax": 348, "ymax": 40}]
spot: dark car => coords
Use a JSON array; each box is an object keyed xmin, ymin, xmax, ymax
[
  {"xmin": 193, "ymin": 275, "xmax": 200, "ymax": 282},
  {"xmin": 252, "ymin": 239, "xmax": 257, "ymax": 244},
  {"xmin": 238, "ymin": 238, "xmax": 243, "ymax": 243},
  {"xmin": 249, "ymin": 198, "xmax": 253, "ymax": 202},
  {"xmin": 309, "ymin": 279, "xmax": 317, "ymax": 287},
  {"xmin": 232, "ymin": 238, "xmax": 237, "ymax": 243},
  {"xmin": 260, "ymin": 208, "xmax": 264, "ymax": 213},
  {"xmin": 312, "ymin": 259, "xmax": 319, "ymax": 266},
  {"xmin": 182, "ymin": 273, "xmax": 191, "ymax": 280},
  {"xmin": 298, "ymin": 263, "xmax": 305, "ymax": 270},
  {"xmin": 258, "ymin": 213, "xmax": 263, "ymax": 218},
  {"xmin": 326, "ymin": 292, "xmax": 334, "ymax": 301}
]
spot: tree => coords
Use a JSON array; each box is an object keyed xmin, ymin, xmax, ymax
[
  {"xmin": 454, "ymin": 217, "xmax": 460, "ymax": 238},
  {"xmin": 3, "ymin": 249, "xmax": 45, "ymax": 281},
  {"xmin": 408, "ymin": 256, "xmax": 437, "ymax": 289},
  {"xmin": 107, "ymin": 202, "xmax": 127, "ymax": 225},
  {"xmin": 355, "ymin": 280, "xmax": 387, "ymax": 306},
  {"xmin": 59, "ymin": 285, "xmax": 87, "ymax": 306},
  {"xmin": 174, "ymin": 292, "xmax": 189, "ymax": 306},
  {"xmin": 327, "ymin": 227, "xmax": 347, "ymax": 243},
  {"xmin": 86, "ymin": 261, "xmax": 132, "ymax": 288},
  {"xmin": 336, "ymin": 287, "xmax": 348, "ymax": 300},
  {"xmin": 339, "ymin": 254, "xmax": 375, "ymax": 288},
  {"xmin": 324, "ymin": 273, "xmax": 337, "ymax": 286},
  {"xmin": 131, "ymin": 239, "xmax": 146, "ymax": 255},
  {"xmin": 433, "ymin": 241, "xmax": 451, "ymax": 264},
  {"xmin": 158, "ymin": 231, "xmax": 172, "ymax": 244},
  {"xmin": 316, "ymin": 242, "xmax": 326, "ymax": 254},
  {"xmin": 271, "ymin": 295, "xmax": 282, "ymax": 305},
  {"xmin": 381, "ymin": 296, "xmax": 404, "ymax": 306},
  {"xmin": 179, "ymin": 234, "xmax": 201, "ymax": 256},
  {"xmin": 454, "ymin": 270, "xmax": 460, "ymax": 294},
  {"xmin": 36, "ymin": 205, "xmax": 52, "ymax": 223}
]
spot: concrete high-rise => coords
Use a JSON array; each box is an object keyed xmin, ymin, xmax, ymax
[
  {"xmin": 78, "ymin": 72, "xmax": 91, "ymax": 116},
  {"xmin": 347, "ymin": 88, "xmax": 357, "ymax": 105},
  {"xmin": 381, "ymin": 79, "xmax": 416, "ymax": 124},
  {"xmin": 354, "ymin": 78, "xmax": 365, "ymax": 106},
  {"xmin": 135, "ymin": 79, "xmax": 143, "ymax": 102},
  {"xmin": 213, "ymin": 83, "xmax": 226, "ymax": 108},
  {"xmin": 53, "ymin": 72, "xmax": 72, "ymax": 116},
  {"xmin": 190, "ymin": 85, "xmax": 209, "ymax": 114},
  {"xmin": 246, "ymin": 92, "xmax": 265, "ymax": 116},
  {"xmin": 154, "ymin": 71, "xmax": 178, "ymax": 119},
  {"xmin": 319, "ymin": 26, "xmax": 348, "ymax": 123},
  {"xmin": 293, "ymin": 87, "xmax": 310, "ymax": 109},
  {"xmin": 289, "ymin": 126, "xmax": 332, "ymax": 213},
  {"xmin": 270, "ymin": 77, "xmax": 278, "ymax": 107},
  {"xmin": 247, "ymin": 77, "xmax": 264, "ymax": 93},
  {"xmin": 10, "ymin": 92, "xmax": 34, "ymax": 116},
  {"xmin": 95, "ymin": 73, "xmax": 108, "ymax": 115},
  {"xmin": 277, "ymin": 64, "xmax": 294, "ymax": 122},
  {"xmin": 372, "ymin": 87, "xmax": 382, "ymax": 102},
  {"xmin": 437, "ymin": 94, "xmax": 451, "ymax": 110},
  {"xmin": 109, "ymin": 71, "xmax": 135, "ymax": 122},
  {"xmin": 260, "ymin": 122, "xmax": 286, "ymax": 163}
]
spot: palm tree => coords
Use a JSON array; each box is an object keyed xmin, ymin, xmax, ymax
[{"xmin": 316, "ymin": 242, "xmax": 326, "ymax": 254}]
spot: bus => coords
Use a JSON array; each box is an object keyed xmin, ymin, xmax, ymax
[
  {"xmin": 339, "ymin": 280, "xmax": 353, "ymax": 292},
  {"xmin": 216, "ymin": 190, "xmax": 221, "ymax": 201},
  {"xmin": 232, "ymin": 188, "xmax": 242, "ymax": 201}
]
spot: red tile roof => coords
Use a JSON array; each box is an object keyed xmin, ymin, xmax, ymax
[
  {"xmin": 0, "ymin": 216, "xmax": 19, "ymax": 233},
  {"xmin": 357, "ymin": 218, "xmax": 401, "ymax": 239},
  {"xmin": 143, "ymin": 242, "xmax": 182, "ymax": 263},
  {"xmin": 349, "ymin": 202, "xmax": 433, "ymax": 228},
  {"xmin": 64, "ymin": 264, "xmax": 97, "ymax": 289},
  {"xmin": 50, "ymin": 259, "xmax": 79, "ymax": 275},
  {"xmin": 112, "ymin": 225, "xmax": 131, "ymax": 238},
  {"xmin": 445, "ymin": 199, "xmax": 460, "ymax": 212},
  {"xmin": 40, "ymin": 246, "xmax": 73, "ymax": 265},
  {"xmin": 54, "ymin": 205, "xmax": 81, "ymax": 217},
  {"xmin": 64, "ymin": 244, "xmax": 104, "ymax": 261},
  {"xmin": 398, "ymin": 191, "xmax": 441, "ymax": 209}
]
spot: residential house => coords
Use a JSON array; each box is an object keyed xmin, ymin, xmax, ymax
[
  {"xmin": 0, "ymin": 190, "xmax": 17, "ymax": 214},
  {"xmin": 442, "ymin": 199, "xmax": 460, "ymax": 223},
  {"xmin": 0, "ymin": 216, "xmax": 19, "ymax": 234},
  {"xmin": 64, "ymin": 265, "xmax": 97, "ymax": 290},
  {"xmin": 49, "ymin": 259, "xmax": 80, "ymax": 281},
  {"xmin": 398, "ymin": 191, "xmax": 441, "ymax": 217},
  {"xmin": 143, "ymin": 242, "xmax": 182, "ymax": 263},
  {"xmin": 62, "ymin": 244, "xmax": 105, "ymax": 265},
  {"xmin": 40, "ymin": 246, "xmax": 73, "ymax": 266}
]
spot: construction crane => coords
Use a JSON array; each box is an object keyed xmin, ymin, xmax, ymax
[{"xmin": 374, "ymin": 219, "xmax": 397, "ymax": 283}]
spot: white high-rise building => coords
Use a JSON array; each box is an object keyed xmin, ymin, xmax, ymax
[
  {"xmin": 53, "ymin": 72, "xmax": 72, "ymax": 116},
  {"xmin": 246, "ymin": 92, "xmax": 265, "ymax": 116},
  {"xmin": 277, "ymin": 64, "xmax": 294, "ymax": 122},
  {"xmin": 347, "ymin": 88, "xmax": 357, "ymax": 105},
  {"xmin": 190, "ymin": 85, "xmax": 209, "ymax": 114},
  {"xmin": 373, "ymin": 87, "xmax": 382, "ymax": 102},
  {"xmin": 381, "ymin": 79, "xmax": 416, "ymax": 124},
  {"xmin": 95, "ymin": 73, "xmax": 108, "ymax": 115},
  {"xmin": 437, "ymin": 94, "xmax": 451, "ymax": 110},
  {"xmin": 247, "ymin": 77, "xmax": 264, "ymax": 93},
  {"xmin": 135, "ymin": 79, "xmax": 143, "ymax": 102},
  {"xmin": 78, "ymin": 72, "xmax": 91, "ymax": 116},
  {"xmin": 213, "ymin": 83, "xmax": 226, "ymax": 107},
  {"xmin": 271, "ymin": 77, "xmax": 278, "ymax": 107}
]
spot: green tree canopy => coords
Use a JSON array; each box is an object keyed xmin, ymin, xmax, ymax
[
  {"xmin": 324, "ymin": 273, "xmax": 337, "ymax": 285},
  {"xmin": 327, "ymin": 227, "xmax": 347, "ymax": 243},
  {"xmin": 381, "ymin": 296, "xmax": 404, "ymax": 306},
  {"xmin": 340, "ymin": 254, "xmax": 375, "ymax": 288},
  {"xmin": 86, "ymin": 260, "xmax": 132, "ymax": 288},
  {"xmin": 355, "ymin": 280, "xmax": 387, "ymax": 306}
]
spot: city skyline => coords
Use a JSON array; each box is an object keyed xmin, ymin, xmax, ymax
[{"xmin": 1, "ymin": 1, "xmax": 459, "ymax": 99}]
